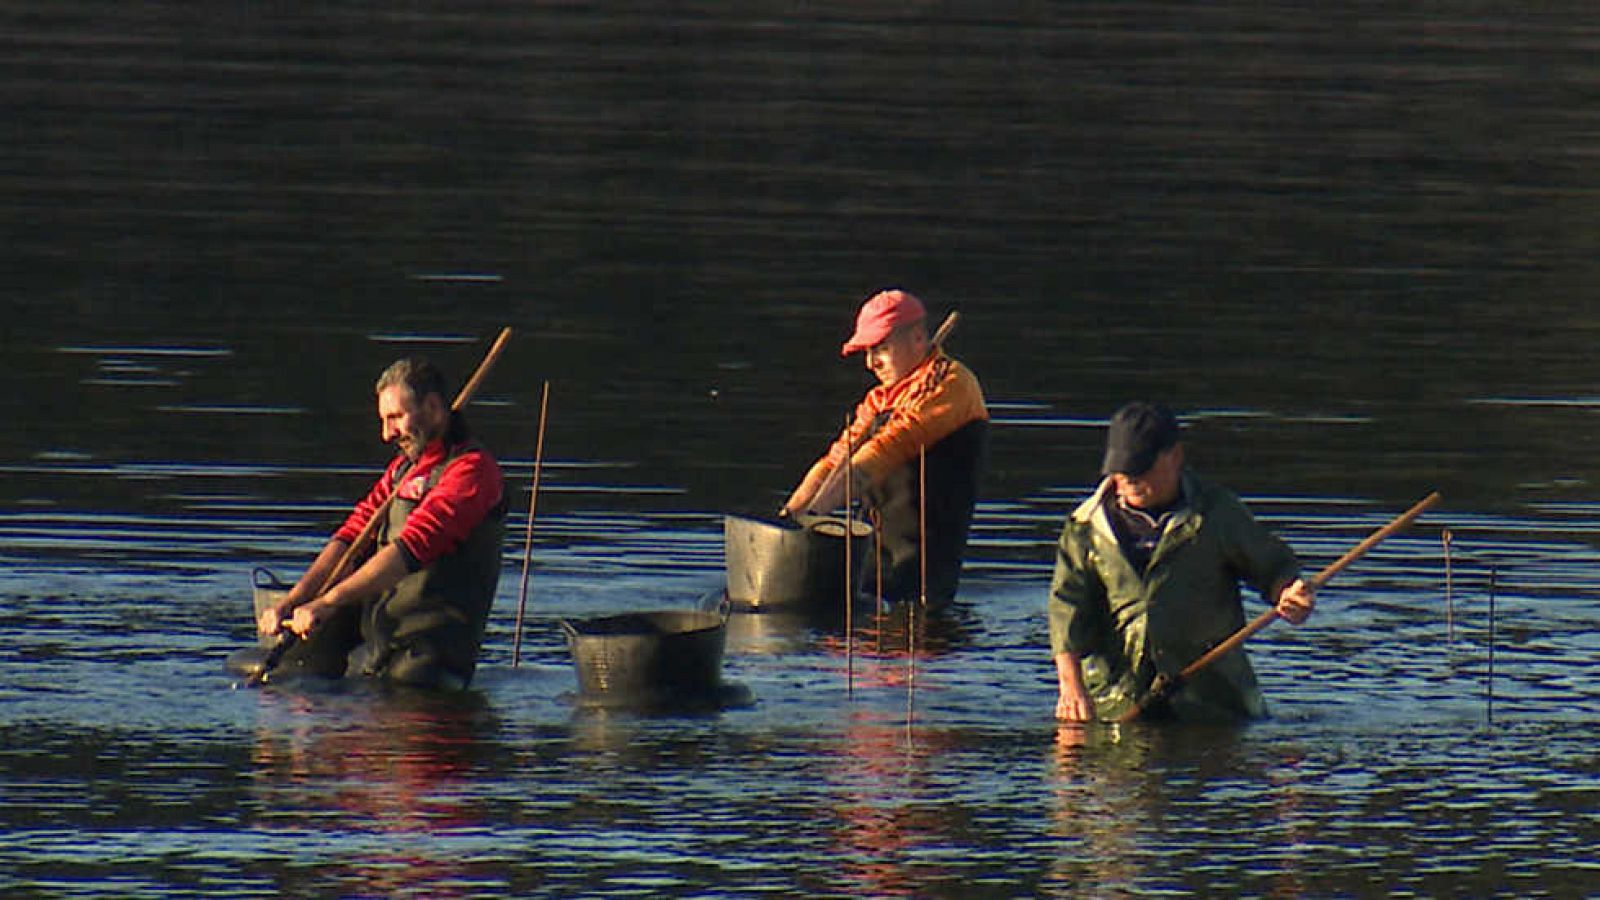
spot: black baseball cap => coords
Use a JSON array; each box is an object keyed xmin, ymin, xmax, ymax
[{"xmin": 1100, "ymin": 402, "xmax": 1181, "ymax": 476}]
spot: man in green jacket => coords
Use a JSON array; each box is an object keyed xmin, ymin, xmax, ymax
[{"xmin": 1049, "ymin": 402, "xmax": 1316, "ymax": 723}]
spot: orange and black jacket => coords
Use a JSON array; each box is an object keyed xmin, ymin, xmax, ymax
[{"xmin": 800, "ymin": 350, "xmax": 988, "ymax": 605}]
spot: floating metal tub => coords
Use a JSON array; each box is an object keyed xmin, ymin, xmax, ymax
[
  {"xmin": 723, "ymin": 514, "xmax": 872, "ymax": 611},
  {"xmin": 561, "ymin": 609, "xmax": 730, "ymax": 707}
]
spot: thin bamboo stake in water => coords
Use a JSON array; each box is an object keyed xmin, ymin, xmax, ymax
[
  {"xmin": 907, "ymin": 442, "xmax": 925, "ymax": 731},
  {"xmin": 872, "ymin": 508, "xmax": 884, "ymax": 654},
  {"xmin": 1442, "ymin": 528, "xmax": 1454, "ymax": 666},
  {"xmin": 1486, "ymin": 566, "xmax": 1497, "ymax": 728},
  {"xmin": 843, "ymin": 412, "xmax": 855, "ymax": 697},
  {"xmin": 511, "ymin": 380, "xmax": 550, "ymax": 669}
]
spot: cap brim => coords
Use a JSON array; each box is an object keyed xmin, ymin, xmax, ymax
[
  {"xmin": 1101, "ymin": 448, "xmax": 1157, "ymax": 477},
  {"xmin": 840, "ymin": 325, "xmax": 892, "ymax": 356}
]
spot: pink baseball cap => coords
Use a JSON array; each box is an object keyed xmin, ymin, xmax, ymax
[{"xmin": 840, "ymin": 289, "xmax": 927, "ymax": 356}]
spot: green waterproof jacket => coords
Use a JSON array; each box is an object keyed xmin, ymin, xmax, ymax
[{"xmin": 1048, "ymin": 470, "xmax": 1299, "ymax": 722}]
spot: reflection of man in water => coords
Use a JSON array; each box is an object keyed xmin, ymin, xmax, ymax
[
  {"xmin": 780, "ymin": 289, "xmax": 988, "ymax": 607},
  {"xmin": 258, "ymin": 357, "xmax": 506, "ymax": 689},
  {"xmin": 250, "ymin": 692, "xmax": 497, "ymax": 893}
]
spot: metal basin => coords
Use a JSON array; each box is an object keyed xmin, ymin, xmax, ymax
[
  {"xmin": 561, "ymin": 609, "xmax": 728, "ymax": 705},
  {"xmin": 723, "ymin": 514, "xmax": 872, "ymax": 611}
]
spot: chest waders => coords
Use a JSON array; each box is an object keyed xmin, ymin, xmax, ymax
[
  {"xmin": 346, "ymin": 444, "xmax": 507, "ymax": 689},
  {"xmin": 862, "ymin": 418, "xmax": 987, "ymax": 608}
]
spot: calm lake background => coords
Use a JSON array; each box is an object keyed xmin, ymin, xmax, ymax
[{"xmin": 1, "ymin": 3, "xmax": 1596, "ymax": 896}]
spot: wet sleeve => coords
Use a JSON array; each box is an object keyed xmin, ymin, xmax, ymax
[
  {"xmin": 1048, "ymin": 523, "xmax": 1110, "ymax": 657},
  {"xmin": 393, "ymin": 451, "xmax": 504, "ymax": 567},
  {"xmin": 1219, "ymin": 493, "xmax": 1301, "ymax": 603}
]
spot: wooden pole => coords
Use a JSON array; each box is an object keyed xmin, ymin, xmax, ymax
[
  {"xmin": 907, "ymin": 442, "xmax": 926, "ymax": 729},
  {"xmin": 1442, "ymin": 528, "xmax": 1455, "ymax": 663},
  {"xmin": 247, "ymin": 326, "xmax": 514, "ymax": 685},
  {"xmin": 844, "ymin": 412, "xmax": 855, "ymax": 697},
  {"xmin": 1115, "ymin": 490, "xmax": 1442, "ymax": 723},
  {"xmin": 511, "ymin": 380, "xmax": 550, "ymax": 668},
  {"xmin": 928, "ymin": 310, "xmax": 960, "ymax": 350},
  {"xmin": 872, "ymin": 508, "xmax": 884, "ymax": 653},
  {"xmin": 1486, "ymin": 566, "xmax": 1497, "ymax": 728}
]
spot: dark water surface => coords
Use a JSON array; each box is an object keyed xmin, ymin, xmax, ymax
[{"xmin": 2, "ymin": 4, "xmax": 1597, "ymax": 896}]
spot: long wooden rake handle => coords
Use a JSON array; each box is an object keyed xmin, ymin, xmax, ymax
[
  {"xmin": 1115, "ymin": 490, "xmax": 1442, "ymax": 723},
  {"xmin": 511, "ymin": 379, "xmax": 551, "ymax": 668}
]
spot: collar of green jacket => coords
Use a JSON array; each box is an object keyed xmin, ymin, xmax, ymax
[{"xmin": 1073, "ymin": 470, "xmax": 1219, "ymax": 576}]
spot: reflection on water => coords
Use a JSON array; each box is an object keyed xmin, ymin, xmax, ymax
[
  {"xmin": 2, "ymin": 2, "xmax": 1599, "ymax": 895},
  {"xmin": 0, "ymin": 514, "xmax": 1594, "ymax": 896},
  {"xmin": 819, "ymin": 710, "xmax": 958, "ymax": 897},
  {"xmin": 249, "ymin": 687, "xmax": 505, "ymax": 897},
  {"xmin": 4, "ymin": 479, "xmax": 1588, "ymax": 894}
]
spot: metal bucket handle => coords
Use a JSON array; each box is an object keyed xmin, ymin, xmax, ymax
[
  {"xmin": 807, "ymin": 517, "xmax": 873, "ymax": 539},
  {"xmin": 253, "ymin": 566, "xmax": 292, "ymax": 591}
]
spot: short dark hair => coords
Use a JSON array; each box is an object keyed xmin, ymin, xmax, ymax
[{"xmin": 375, "ymin": 357, "xmax": 450, "ymax": 405}]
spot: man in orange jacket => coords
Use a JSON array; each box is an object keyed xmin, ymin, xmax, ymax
[{"xmin": 782, "ymin": 289, "xmax": 988, "ymax": 607}]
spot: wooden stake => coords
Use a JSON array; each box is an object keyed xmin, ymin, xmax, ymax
[
  {"xmin": 511, "ymin": 380, "xmax": 550, "ymax": 668},
  {"xmin": 872, "ymin": 508, "xmax": 884, "ymax": 654},
  {"xmin": 1442, "ymin": 528, "xmax": 1454, "ymax": 666},
  {"xmin": 1486, "ymin": 566, "xmax": 1496, "ymax": 728},
  {"xmin": 907, "ymin": 442, "xmax": 925, "ymax": 730},
  {"xmin": 843, "ymin": 412, "xmax": 855, "ymax": 697}
]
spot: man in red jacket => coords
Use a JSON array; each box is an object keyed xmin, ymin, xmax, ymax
[{"xmin": 259, "ymin": 357, "xmax": 506, "ymax": 688}]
